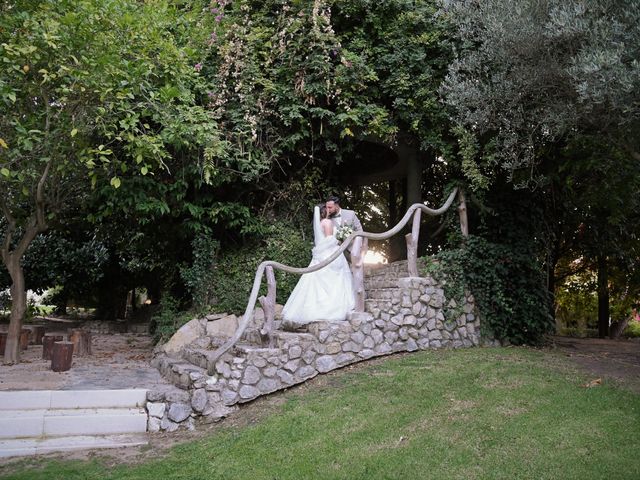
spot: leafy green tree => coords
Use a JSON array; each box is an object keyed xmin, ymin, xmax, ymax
[
  {"xmin": 440, "ymin": 0, "xmax": 640, "ymax": 336},
  {"xmin": 0, "ymin": 0, "xmax": 217, "ymax": 362}
]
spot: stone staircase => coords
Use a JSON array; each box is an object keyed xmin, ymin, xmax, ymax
[
  {"xmin": 149, "ymin": 260, "xmax": 480, "ymax": 432},
  {"xmin": 0, "ymin": 389, "xmax": 148, "ymax": 458}
]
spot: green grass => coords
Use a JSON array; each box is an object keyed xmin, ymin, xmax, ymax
[{"xmin": 2, "ymin": 347, "xmax": 639, "ymax": 480}]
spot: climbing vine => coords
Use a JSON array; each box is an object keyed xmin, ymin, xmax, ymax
[{"xmin": 421, "ymin": 236, "xmax": 553, "ymax": 345}]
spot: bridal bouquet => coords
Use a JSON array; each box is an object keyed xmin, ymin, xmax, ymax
[{"xmin": 335, "ymin": 222, "xmax": 354, "ymax": 243}]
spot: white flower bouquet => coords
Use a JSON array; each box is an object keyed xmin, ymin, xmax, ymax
[{"xmin": 335, "ymin": 222, "xmax": 354, "ymax": 243}]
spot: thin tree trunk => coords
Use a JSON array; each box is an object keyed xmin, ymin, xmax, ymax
[
  {"xmin": 597, "ymin": 255, "xmax": 609, "ymax": 338},
  {"xmin": 4, "ymin": 257, "xmax": 28, "ymax": 364}
]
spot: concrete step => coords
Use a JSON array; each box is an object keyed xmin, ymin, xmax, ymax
[
  {"xmin": 0, "ymin": 389, "xmax": 149, "ymax": 459},
  {"xmin": 0, "ymin": 407, "xmax": 148, "ymax": 438},
  {"xmin": 0, "ymin": 389, "xmax": 147, "ymax": 411},
  {"xmin": 0, "ymin": 433, "xmax": 148, "ymax": 458}
]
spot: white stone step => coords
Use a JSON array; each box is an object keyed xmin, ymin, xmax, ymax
[
  {"xmin": 0, "ymin": 433, "xmax": 148, "ymax": 458},
  {"xmin": 0, "ymin": 407, "xmax": 148, "ymax": 438},
  {"xmin": 0, "ymin": 389, "xmax": 148, "ymax": 410}
]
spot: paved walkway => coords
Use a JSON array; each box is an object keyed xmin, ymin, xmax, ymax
[{"xmin": 0, "ymin": 333, "xmax": 172, "ymax": 392}]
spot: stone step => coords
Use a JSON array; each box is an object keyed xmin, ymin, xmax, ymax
[
  {"xmin": 152, "ymin": 355, "xmax": 208, "ymax": 390},
  {"xmin": 0, "ymin": 433, "xmax": 148, "ymax": 458},
  {"xmin": 182, "ymin": 347, "xmax": 218, "ymax": 371},
  {"xmin": 0, "ymin": 408, "xmax": 148, "ymax": 439},
  {"xmin": 365, "ymin": 287, "xmax": 402, "ymax": 300},
  {"xmin": 272, "ymin": 331, "xmax": 317, "ymax": 349}
]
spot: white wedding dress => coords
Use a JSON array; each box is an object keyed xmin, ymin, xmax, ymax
[{"xmin": 281, "ymin": 207, "xmax": 355, "ymax": 325}]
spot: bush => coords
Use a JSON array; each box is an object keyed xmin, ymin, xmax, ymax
[
  {"xmin": 211, "ymin": 221, "xmax": 312, "ymax": 314},
  {"xmin": 149, "ymin": 295, "xmax": 192, "ymax": 344},
  {"xmin": 180, "ymin": 234, "xmax": 219, "ymax": 310},
  {"xmin": 623, "ymin": 318, "xmax": 640, "ymax": 338},
  {"xmin": 422, "ymin": 235, "xmax": 553, "ymax": 345}
]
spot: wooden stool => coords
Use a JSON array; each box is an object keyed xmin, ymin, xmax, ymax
[
  {"xmin": 0, "ymin": 332, "xmax": 7, "ymax": 355},
  {"xmin": 51, "ymin": 341, "xmax": 74, "ymax": 372},
  {"xmin": 43, "ymin": 333, "xmax": 66, "ymax": 360},
  {"xmin": 25, "ymin": 325, "xmax": 46, "ymax": 345},
  {"xmin": 20, "ymin": 329, "xmax": 30, "ymax": 350},
  {"xmin": 69, "ymin": 328, "xmax": 92, "ymax": 356}
]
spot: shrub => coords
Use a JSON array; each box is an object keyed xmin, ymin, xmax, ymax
[
  {"xmin": 149, "ymin": 295, "xmax": 192, "ymax": 344},
  {"xmin": 211, "ymin": 221, "xmax": 312, "ymax": 314},
  {"xmin": 422, "ymin": 235, "xmax": 553, "ymax": 345},
  {"xmin": 180, "ymin": 234, "xmax": 220, "ymax": 310}
]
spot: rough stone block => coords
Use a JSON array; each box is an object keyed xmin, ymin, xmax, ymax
[
  {"xmin": 375, "ymin": 342, "xmax": 392, "ymax": 354},
  {"xmin": 316, "ymin": 355, "xmax": 337, "ymax": 373},
  {"xmin": 263, "ymin": 366, "xmax": 277, "ymax": 377},
  {"xmin": 148, "ymin": 416, "xmax": 161, "ymax": 433},
  {"xmin": 336, "ymin": 353, "xmax": 355, "ymax": 365},
  {"xmin": 288, "ymin": 345, "xmax": 302, "ymax": 359},
  {"xmin": 168, "ymin": 403, "xmax": 192, "ymax": 423},
  {"xmin": 257, "ymin": 378, "xmax": 280, "ymax": 394},
  {"xmin": 283, "ymin": 359, "xmax": 300, "ymax": 372},
  {"xmin": 239, "ymin": 385, "xmax": 260, "ymax": 400},
  {"xmin": 277, "ymin": 370, "xmax": 295, "ymax": 385},
  {"xmin": 206, "ymin": 314, "xmax": 238, "ymax": 338},
  {"xmin": 147, "ymin": 402, "xmax": 166, "ymax": 419},
  {"xmin": 191, "ymin": 389, "xmax": 208, "ymax": 413},
  {"xmin": 222, "ymin": 389, "xmax": 238, "ymax": 406},
  {"xmin": 358, "ymin": 349, "xmax": 375, "ymax": 359},
  {"xmin": 162, "ymin": 318, "xmax": 205, "ymax": 356},
  {"xmin": 296, "ymin": 365, "xmax": 317, "ymax": 379}
]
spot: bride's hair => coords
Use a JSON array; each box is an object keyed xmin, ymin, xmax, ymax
[{"xmin": 318, "ymin": 204, "xmax": 328, "ymax": 219}]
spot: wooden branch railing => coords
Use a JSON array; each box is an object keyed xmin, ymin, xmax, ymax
[{"xmin": 207, "ymin": 187, "xmax": 465, "ymax": 365}]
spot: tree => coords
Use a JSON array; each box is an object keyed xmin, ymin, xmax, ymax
[
  {"xmin": 440, "ymin": 0, "xmax": 640, "ymax": 336},
  {"xmin": 0, "ymin": 0, "xmax": 217, "ymax": 362}
]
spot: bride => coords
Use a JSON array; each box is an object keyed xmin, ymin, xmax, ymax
[{"xmin": 281, "ymin": 204, "xmax": 355, "ymax": 325}]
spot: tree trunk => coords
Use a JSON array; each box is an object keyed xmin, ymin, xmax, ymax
[
  {"xmin": 597, "ymin": 255, "xmax": 610, "ymax": 338},
  {"xmin": 3, "ymin": 257, "xmax": 28, "ymax": 364}
]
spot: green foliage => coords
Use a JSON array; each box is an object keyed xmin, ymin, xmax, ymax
[
  {"xmin": 555, "ymin": 270, "xmax": 598, "ymax": 333},
  {"xmin": 211, "ymin": 221, "xmax": 313, "ymax": 314},
  {"xmin": 180, "ymin": 234, "xmax": 219, "ymax": 310},
  {"xmin": 624, "ymin": 318, "xmax": 640, "ymax": 338},
  {"xmin": 422, "ymin": 236, "xmax": 553, "ymax": 345},
  {"xmin": 149, "ymin": 295, "xmax": 192, "ymax": 344}
]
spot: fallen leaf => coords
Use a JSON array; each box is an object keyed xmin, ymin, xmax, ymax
[{"xmin": 583, "ymin": 378, "xmax": 602, "ymax": 388}]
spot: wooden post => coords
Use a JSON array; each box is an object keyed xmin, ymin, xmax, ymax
[
  {"xmin": 457, "ymin": 189, "xmax": 469, "ymax": 238},
  {"xmin": 351, "ymin": 236, "xmax": 366, "ymax": 312},
  {"xmin": 51, "ymin": 341, "xmax": 74, "ymax": 372},
  {"xmin": 258, "ymin": 266, "xmax": 277, "ymax": 347},
  {"xmin": 42, "ymin": 333, "xmax": 65, "ymax": 360},
  {"xmin": 70, "ymin": 329, "xmax": 92, "ymax": 356},
  {"xmin": 0, "ymin": 332, "xmax": 7, "ymax": 356},
  {"xmin": 406, "ymin": 208, "xmax": 422, "ymax": 277}
]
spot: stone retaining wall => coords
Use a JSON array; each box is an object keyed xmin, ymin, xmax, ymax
[{"xmin": 149, "ymin": 275, "xmax": 480, "ymax": 432}]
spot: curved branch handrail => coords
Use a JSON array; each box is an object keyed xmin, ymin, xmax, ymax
[{"xmin": 208, "ymin": 187, "xmax": 460, "ymax": 364}]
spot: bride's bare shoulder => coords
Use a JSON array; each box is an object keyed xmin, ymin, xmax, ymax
[{"xmin": 320, "ymin": 218, "xmax": 333, "ymax": 234}]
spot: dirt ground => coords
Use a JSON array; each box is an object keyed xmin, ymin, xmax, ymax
[
  {"xmin": 546, "ymin": 335, "xmax": 640, "ymax": 394},
  {"xmin": 1, "ymin": 333, "xmax": 638, "ymax": 471}
]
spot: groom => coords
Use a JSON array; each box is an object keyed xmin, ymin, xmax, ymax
[{"xmin": 326, "ymin": 195, "xmax": 363, "ymax": 251}]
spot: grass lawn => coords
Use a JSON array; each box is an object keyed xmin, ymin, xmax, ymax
[{"xmin": 2, "ymin": 347, "xmax": 639, "ymax": 480}]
